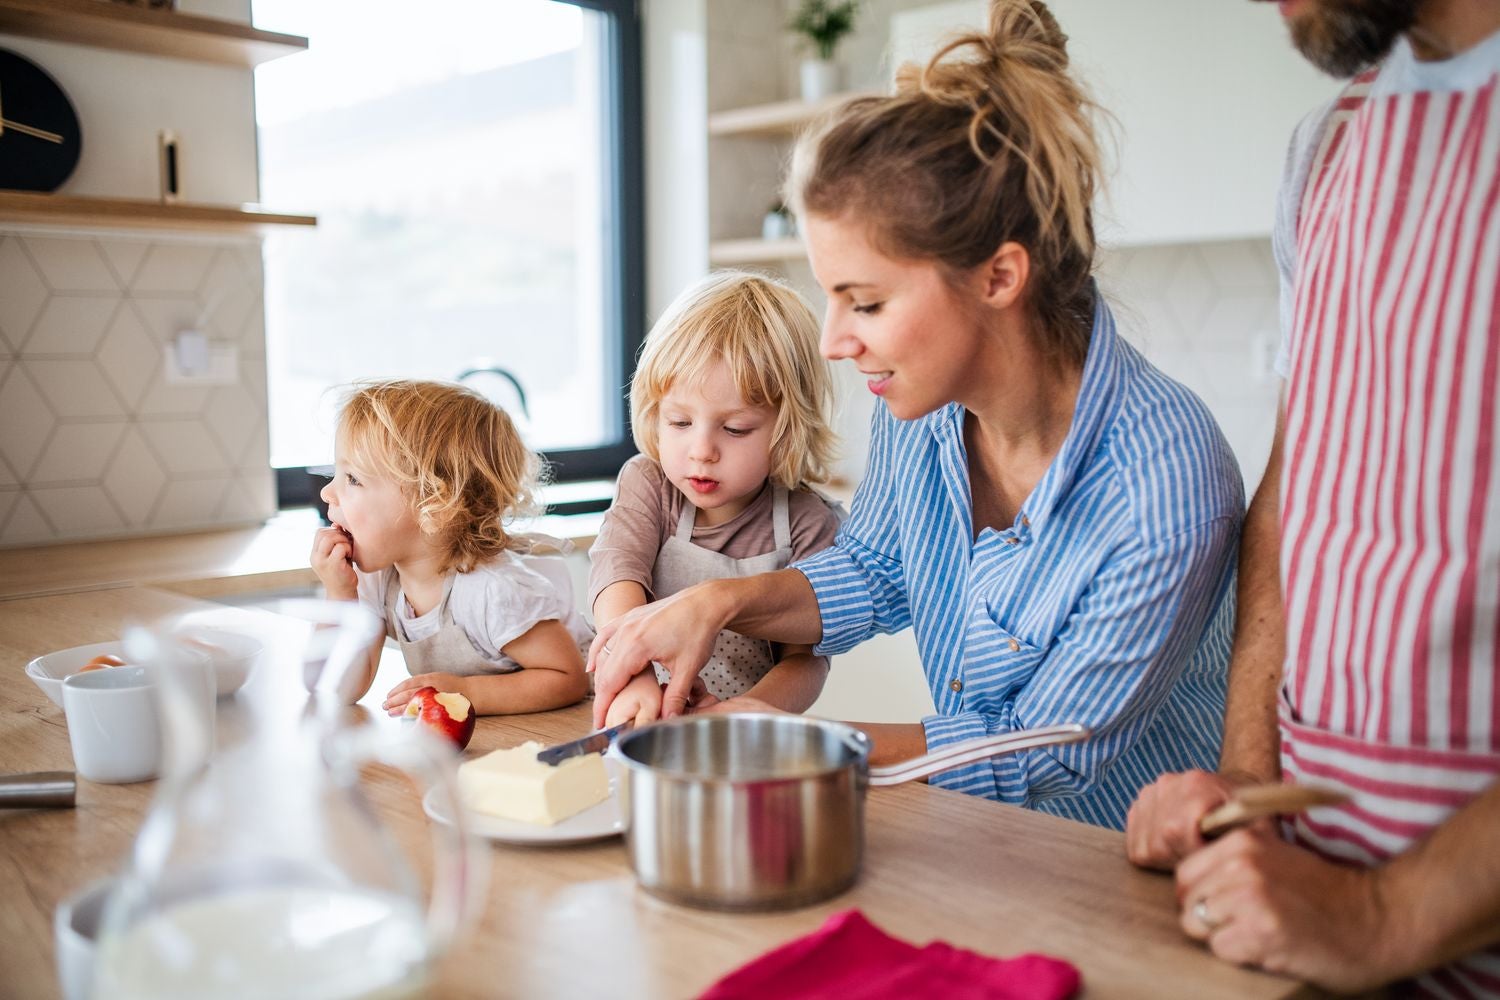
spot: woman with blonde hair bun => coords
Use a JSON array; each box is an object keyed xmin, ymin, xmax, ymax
[{"xmin": 591, "ymin": 0, "xmax": 1244, "ymax": 830}]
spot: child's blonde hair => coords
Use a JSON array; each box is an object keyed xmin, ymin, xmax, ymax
[
  {"xmin": 630, "ymin": 271, "xmax": 835, "ymax": 490},
  {"xmin": 337, "ymin": 379, "xmax": 543, "ymax": 574}
]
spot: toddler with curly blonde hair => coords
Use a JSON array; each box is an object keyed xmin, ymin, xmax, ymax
[{"xmin": 311, "ymin": 379, "xmax": 591, "ymax": 715}]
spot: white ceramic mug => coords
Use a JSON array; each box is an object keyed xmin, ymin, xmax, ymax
[
  {"xmin": 62, "ymin": 667, "xmax": 161, "ymax": 783},
  {"xmin": 54, "ymin": 876, "xmax": 113, "ymax": 1000}
]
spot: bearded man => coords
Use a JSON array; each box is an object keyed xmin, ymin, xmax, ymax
[{"xmin": 1125, "ymin": 0, "xmax": 1500, "ymax": 994}]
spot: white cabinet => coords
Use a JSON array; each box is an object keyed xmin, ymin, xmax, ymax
[{"xmin": 890, "ymin": 0, "xmax": 1340, "ymax": 246}]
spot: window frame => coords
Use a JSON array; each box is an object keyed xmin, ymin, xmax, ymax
[{"xmin": 272, "ymin": 0, "xmax": 644, "ymax": 509}]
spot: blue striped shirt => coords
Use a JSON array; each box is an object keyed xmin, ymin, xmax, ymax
[{"xmin": 795, "ymin": 297, "xmax": 1243, "ymax": 829}]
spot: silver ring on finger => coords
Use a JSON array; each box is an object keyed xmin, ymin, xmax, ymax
[
  {"xmin": 1193, "ymin": 898, "xmax": 1223, "ymax": 932},
  {"xmin": 602, "ymin": 642, "xmax": 614, "ymax": 655}
]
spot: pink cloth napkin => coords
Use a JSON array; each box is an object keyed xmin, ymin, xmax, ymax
[{"xmin": 699, "ymin": 909, "xmax": 1081, "ymax": 1000}]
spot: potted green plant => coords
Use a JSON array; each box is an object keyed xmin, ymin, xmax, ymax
[{"xmin": 788, "ymin": 0, "xmax": 859, "ymax": 101}]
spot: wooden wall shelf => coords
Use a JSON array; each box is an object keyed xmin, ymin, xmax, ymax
[
  {"xmin": 708, "ymin": 91, "xmax": 874, "ymax": 138},
  {"xmin": 0, "ymin": 191, "xmax": 316, "ymax": 232},
  {"xmin": 0, "ymin": 0, "xmax": 308, "ymax": 68},
  {"xmin": 708, "ymin": 236, "xmax": 805, "ymax": 266}
]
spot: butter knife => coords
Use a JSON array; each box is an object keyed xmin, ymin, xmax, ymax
[{"xmin": 536, "ymin": 720, "xmax": 634, "ymax": 767}]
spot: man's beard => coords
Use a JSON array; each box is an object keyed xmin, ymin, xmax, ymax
[{"xmin": 1288, "ymin": 0, "xmax": 1419, "ymax": 77}]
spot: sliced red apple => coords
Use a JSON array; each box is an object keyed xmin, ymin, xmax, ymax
[{"xmin": 402, "ymin": 686, "xmax": 476, "ymax": 750}]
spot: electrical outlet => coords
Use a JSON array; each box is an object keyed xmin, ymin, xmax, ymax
[{"xmin": 165, "ymin": 331, "xmax": 238, "ymax": 385}]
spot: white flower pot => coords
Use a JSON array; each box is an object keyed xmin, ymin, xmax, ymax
[
  {"xmin": 762, "ymin": 211, "xmax": 795, "ymax": 241},
  {"xmin": 799, "ymin": 59, "xmax": 842, "ymax": 101}
]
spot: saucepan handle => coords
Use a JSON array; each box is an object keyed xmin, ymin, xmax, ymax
[{"xmin": 867, "ymin": 723, "xmax": 1090, "ymax": 787}]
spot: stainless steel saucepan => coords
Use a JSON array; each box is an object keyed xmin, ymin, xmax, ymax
[{"xmin": 611, "ymin": 714, "xmax": 1088, "ymax": 911}]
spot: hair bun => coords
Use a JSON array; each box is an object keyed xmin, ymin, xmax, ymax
[
  {"xmin": 895, "ymin": 0, "xmax": 1095, "ymax": 259},
  {"xmin": 900, "ymin": 0, "xmax": 1070, "ymax": 110},
  {"xmin": 792, "ymin": 0, "xmax": 1101, "ymax": 365}
]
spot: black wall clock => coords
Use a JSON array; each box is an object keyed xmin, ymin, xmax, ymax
[{"xmin": 0, "ymin": 48, "xmax": 83, "ymax": 192}]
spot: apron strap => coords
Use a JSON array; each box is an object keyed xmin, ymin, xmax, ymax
[
  {"xmin": 384, "ymin": 569, "xmax": 458, "ymax": 630},
  {"xmin": 435, "ymin": 572, "xmax": 459, "ymax": 625},
  {"xmin": 380, "ymin": 566, "xmax": 401, "ymax": 620},
  {"xmin": 673, "ymin": 495, "xmax": 697, "ymax": 541},
  {"xmin": 771, "ymin": 484, "xmax": 791, "ymax": 550}
]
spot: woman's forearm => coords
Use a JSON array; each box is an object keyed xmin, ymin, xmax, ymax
[
  {"xmin": 718, "ymin": 569, "xmax": 824, "ymax": 645},
  {"xmin": 851, "ymin": 722, "xmax": 929, "ymax": 768}
]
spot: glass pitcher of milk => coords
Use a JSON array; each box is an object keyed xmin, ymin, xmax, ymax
[{"xmin": 92, "ymin": 600, "xmax": 484, "ymax": 1000}]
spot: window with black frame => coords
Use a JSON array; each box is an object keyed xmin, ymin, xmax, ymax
[{"xmin": 252, "ymin": 0, "xmax": 642, "ymax": 511}]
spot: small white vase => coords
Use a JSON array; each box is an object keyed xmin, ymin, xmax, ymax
[
  {"xmin": 762, "ymin": 210, "xmax": 794, "ymax": 241},
  {"xmin": 799, "ymin": 58, "xmax": 841, "ymax": 101}
]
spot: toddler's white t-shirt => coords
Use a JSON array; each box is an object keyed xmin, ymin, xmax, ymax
[{"xmin": 355, "ymin": 551, "xmax": 593, "ymax": 675}]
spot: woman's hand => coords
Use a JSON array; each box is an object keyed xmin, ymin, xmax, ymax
[
  {"xmin": 311, "ymin": 526, "xmax": 357, "ymax": 601},
  {"xmin": 589, "ymin": 582, "xmax": 730, "ymax": 728},
  {"xmin": 1175, "ymin": 827, "xmax": 1404, "ymax": 992},
  {"xmin": 384, "ymin": 672, "xmax": 468, "ymax": 715}
]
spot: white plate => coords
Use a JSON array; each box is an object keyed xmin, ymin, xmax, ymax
[
  {"xmin": 26, "ymin": 641, "xmax": 128, "ymax": 709},
  {"xmin": 422, "ymin": 759, "xmax": 626, "ymax": 846}
]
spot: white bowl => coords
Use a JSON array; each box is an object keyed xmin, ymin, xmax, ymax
[
  {"xmin": 27, "ymin": 641, "xmax": 129, "ymax": 709},
  {"xmin": 27, "ymin": 630, "xmax": 262, "ymax": 708},
  {"xmin": 176, "ymin": 628, "xmax": 262, "ymax": 698}
]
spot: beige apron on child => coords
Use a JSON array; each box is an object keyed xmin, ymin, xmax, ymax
[
  {"xmin": 649, "ymin": 485, "xmax": 792, "ymax": 700},
  {"xmin": 381, "ymin": 570, "xmax": 496, "ymax": 676}
]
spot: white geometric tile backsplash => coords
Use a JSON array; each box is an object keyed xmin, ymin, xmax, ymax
[
  {"xmin": 1096, "ymin": 238, "xmax": 1285, "ymax": 493},
  {"xmin": 0, "ymin": 230, "xmax": 275, "ymax": 548}
]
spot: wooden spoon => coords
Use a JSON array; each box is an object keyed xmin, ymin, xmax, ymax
[{"xmin": 1199, "ymin": 783, "xmax": 1350, "ymax": 838}]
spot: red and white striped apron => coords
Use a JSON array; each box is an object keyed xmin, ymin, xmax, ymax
[{"xmin": 1280, "ymin": 62, "xmax": 1500, "ymax": 997}]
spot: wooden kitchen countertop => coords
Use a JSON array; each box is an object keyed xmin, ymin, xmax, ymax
[
  {"xmin": 0, "ymin": 508, "xmax": 604, "ymax": 602},
  {"xmin": 0, "ymin": 586, "xmax": 1318, "ymax": 999}
]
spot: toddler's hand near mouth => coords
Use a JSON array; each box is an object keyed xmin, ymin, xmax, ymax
[{"xmin": 310, "ymin": 524, "xmax": 358, "ymax": 601}]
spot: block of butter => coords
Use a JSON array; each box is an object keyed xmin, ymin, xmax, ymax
[{"xmin": 458, "ymin": 741, "xmax": 611, "ymax": 826}]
